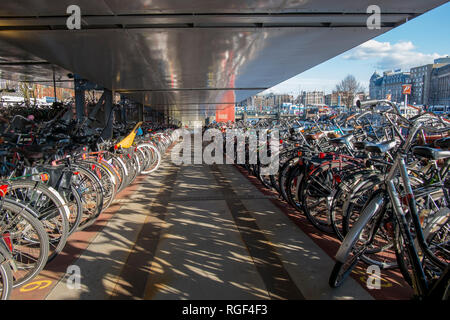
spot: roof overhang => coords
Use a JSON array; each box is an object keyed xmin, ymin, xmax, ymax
[{"xmin": 0, "ymin": 1, "xmax": 447, "ymax": 118}]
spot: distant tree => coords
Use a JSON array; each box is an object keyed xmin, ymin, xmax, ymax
[
  {"xmin": 30, "ymin": 84, "xmax": 37, "ymax": 106},
  {"xmin": 335, "ymin": 75, "xmax": 365, "ymax": 108},
  {"xmin": 19, "ymin": 82, "xmax": 31, "ymax": 106},
  {"xmin": 18, "ymin": 82, "xmax": 37, "ymax": 106},
  {"xmin": 62, "ymin": 89, "xmax": 73, "ymax": 101}
]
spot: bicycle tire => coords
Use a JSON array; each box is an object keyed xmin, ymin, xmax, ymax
[
  {"xmin": 0, "ymin": 198, "xmax": 49, "ymax": 288},
  {"xmin": 71, "ymin": 165, "xmax": 104, "ymax": 229},
  {"xmin": 7, "ymin": 181, "xmax": 69, "ymax": 262},
  {"xmin": 140, "ymin": 144, "xmax": 161, "ymax": 174},
  {"xmin": 0, "ymin": 262, "xmax": 12, "ymax": 300}
]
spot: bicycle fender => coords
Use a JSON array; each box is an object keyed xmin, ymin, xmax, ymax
[
  {"xmin": 423, "ymin": 206, "xmax": 450, "ymax": 240},
  {"xmin": 335, "ymin": 190, "xmax": 387, "ymax": 262}
]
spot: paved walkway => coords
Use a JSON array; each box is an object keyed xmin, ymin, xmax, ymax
[{"xmin": 11, "ymin": 146, "xmax": 413, "ymax": 300}]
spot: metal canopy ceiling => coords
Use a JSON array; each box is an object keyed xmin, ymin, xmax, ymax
[{"xmin": 0, "ymin": 1, "xmax": 447, "ymax": 119}]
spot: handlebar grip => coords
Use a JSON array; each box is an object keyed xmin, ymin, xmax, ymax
[
  {"xmin": 358, "ymin": 99, "xmax": 382, "ymax": 107},
  {"xmin": 358, "ymin": 99, "xmax": 396, "ymax": 108}
]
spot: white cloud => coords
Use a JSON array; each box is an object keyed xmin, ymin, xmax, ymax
[
  {"xmin": 343, "ymin": 40, "xmax": 444, "ymax": 70},
  {"xmin": 263, "ymin": 77, "xmax": 370, "ymax": 95},
  {"xmin": 263, "ymin": 77, "xmax": 340, "ymax": 94}
]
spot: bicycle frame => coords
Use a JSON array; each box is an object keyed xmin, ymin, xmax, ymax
[
  {"xmin": 336, "ymin": 119, "xmax": 449, "ymax": 298},
  {"xmin": 385, "ymin": 121, "xmax": 430, "ymax": 296},
  {"xmin": 0, "ymin": 214, "xmax": 18, "ymax": 274}
]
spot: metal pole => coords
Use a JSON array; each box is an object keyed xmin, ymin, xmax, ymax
[
  {"xmin": 52, "ymin": 66, "xmax": 57, "ymax": 102},
  {"xmin": 74, "ymin": 76, "xmax": 85, "ymax": 120},
  {"xmin": 138, "ymin": 103, "xmax": 144, "ymax": 122},
  {"xmin": 101, "ymin": 89, "xmax": 113, "ymax": 139}
]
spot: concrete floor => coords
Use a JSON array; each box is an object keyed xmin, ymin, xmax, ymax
[{"xmin": 33, "ymin": 147, "xmax": 375, "ymax": 300}]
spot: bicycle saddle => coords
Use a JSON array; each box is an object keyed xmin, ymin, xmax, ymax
[
  {"xmin": 412, "ymin": 146, "xmax": 450, "ymax": 160},
  {"xmin": 21, "ymin": 144, "xmax": 56, "ymax": 160},
  {"xmin": 305, "ymin": 132, "xmax": 325, "ymax": 141},
  {"xmin": 329, "ymin": 134, "xmax": 353, "ymax": 146},
  {"xmin": 21, "ymin": 145, "xmax": 44, "ymax": 160},
  {"xmin": 365, "ymin": 140, "xmax": 396, "ymax": 154}
]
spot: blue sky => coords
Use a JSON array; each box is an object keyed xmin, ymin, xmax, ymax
[{"xmin": 264, "ymin": 2, "xmax": 450, "ymax": 96}]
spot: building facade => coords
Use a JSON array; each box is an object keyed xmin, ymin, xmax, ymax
[
  {"xmin": 410, "ymin": 64, "xmax": 433, "ymax": 105},
  {"xmin": 410, "ymin": 58, "xmax": 450, "ymax": 106},
  {"xmin": 369, "ymin": 70, "xmax": 411, "ymax": 103},
  {"xmin": 324, "ymin": 94, "xmax": 332, "ymax": 106},
  {"xmin": 0, "ymin": 79, "xmax": 74, "ymax": 102},
  {"xmin": 381, "ymin": 70, "xmax": 411, "ymax": 103},
  {"xmin": 238, "ymin": 93, "xmax": 294, "ymax": 112},
  {"xmin": 369, "ymin": 71, "xmax": 383, "ymax": 100},
  {"xmin": 253, "ymin": 95, "xmax": 264, "ymax": 112},
  {"xmin": 434, "ymin": 56, "xmax": 450, "ymax": 65},
  {"xmin": 0, "ymin": 79, "xmax": 21, "ymax": 96},
  {"xmin": 370, "ymin": 56, "xmax": 450, "ymax": 107},
  {"xmin": 300, "ymin": 91, "xmax": 324, "ymax": 105},
  {"xmin": 430, "ymin": 63, "xmax": 450, "ymax": 106},
  {"xmin": 324, "ymin": 91, "xmax": 349, "ymax": 106}
]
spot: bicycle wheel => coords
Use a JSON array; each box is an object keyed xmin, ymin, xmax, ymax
[
  {"xmin": 342, "ymin": 176, "xmax": 383, "ymax": 236},
  {"xmin": 129, "ymin": 153, "xmax": 141, "ymax": 184},
  {"xmin": 395, "ymin": 205, "xmax": 450, "ymax": 287},
  {"xmin": 278, "ymin": 157, "xmax": 299, "ymax": 203},
  {"xmin": 7, "ymin": 181, "xmax": 69, "ymax": 262},
  {"xmin": 285, "ymin": 164, "xmax": 304, "ymax": 211},
  {"xmin": 110, "ymin": 155, "xmax": 128, "ymax": 192},
  {"xmin": 121, "ymin": 154, "xmax": 137, "ymax": 186},
  {"xmin": 329, "ymin": 191, "xmax": 388, "ymax": 287},
  {"xmin": 0, "ymin": 250, "xmax": 13, "ymax": 300},
  {"xmin": 134, "ymin": 147, "xmax": 148, "ymax": 173},
  {"xmin": 0, "ymin": 198, "xmax": 49, "ymax": 288},
  {"xmin": 0, "ymin": 262, "xmax": 12, "ymax": 300},
  {"xmin": 256, "ymin": 165, "xmax": 273, "ymax": 190},
  {"xmin": 122, "ymin": 152, "xmax": 140, "ymax": 185},
  {"xmin": 58, "ymin": 185, "xmax": 83, "ymax": 235},
  {"xmin": 345, "ymin": 187, "xmax": 398, "ymax": 269},
  {"xmin": 332, "ymin": 173, "xmax": 383, "ymax": 240},
  {"xmin": 99, "ymin": 159, "xmax": 122, "ymax": 195},
  {"xmin": 78, "ymin": 160, "xmax": 117, "ymax": 210},
  {"xmin": 72, "ymin": 165, "xmax": 104, "ymax": 229},
  {"xmin": 301, "ymin": 161, "xmax": 352, "ymax": 233},
  {"xmin": 426, "ymin": 214, "xmax": 449, "ymax": 266}
]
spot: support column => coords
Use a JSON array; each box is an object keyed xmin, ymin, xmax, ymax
[
  {"xmin": 119, "ymin": 95, "xmax": 127, "ymax": 124},
  {"xmin": 138, "ymin": 103, "xmax": 144, "ymax": 122},
  {"xmin": 52, "ymin": 66, "xmax": 58, "ymax": 103},
  {"xmin": 102, "ymin": 89, "xmax": 113, "ymax": 140},
  {"xmin": 74, "ymin": 76, "xmax": 85, "ymax": 120},
  {"xmin": 74, "ymin": 75, "xmax": 103, "ymax": 121}
]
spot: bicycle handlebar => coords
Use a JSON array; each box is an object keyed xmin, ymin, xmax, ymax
[{"xmin": 421, "ymin": 125, "xmax": 450, "ymax": 135}]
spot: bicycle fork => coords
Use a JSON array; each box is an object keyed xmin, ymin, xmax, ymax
[
  {"xmin": 387, "ymin": 155, "xmax": 429, "ymax": 297},
  {"xmin": 0, "ymin": 238, "xmax": 17, "ymax": 273}
]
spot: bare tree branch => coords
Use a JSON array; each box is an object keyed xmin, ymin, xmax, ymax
[{"xmin": 335, "ymin": 75, "xmax": 364, "ymax": 108}]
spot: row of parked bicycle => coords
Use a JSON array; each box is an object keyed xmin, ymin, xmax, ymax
[
  {"xmin": 0, "ymin": 103, "xmax": 176, "ymax": 299},
  {"xmin": 228, "ymin": 99, "xmax": 449, "ymax": 300}
]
